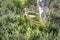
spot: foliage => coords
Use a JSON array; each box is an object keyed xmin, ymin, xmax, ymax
[
  {"xmin": 1, "ymin": 0, "xmax": 27, "ymax": 14},
  {"xmin": 0, "ymin": 0, "xmax": 60, "ymax": 40},
  {"xmin": 0, "ymin": 14, "xmax": 59, "ymax": 40}
]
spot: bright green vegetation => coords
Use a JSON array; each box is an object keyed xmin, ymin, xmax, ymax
[{"xmin": 0, "ymin": 0, "xmax": 60, "ymax": 40}]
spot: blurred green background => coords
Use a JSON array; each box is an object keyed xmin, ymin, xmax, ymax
[{"xmin": 0, "ymin": 0, "xmax": 60, "ymax": 40}]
